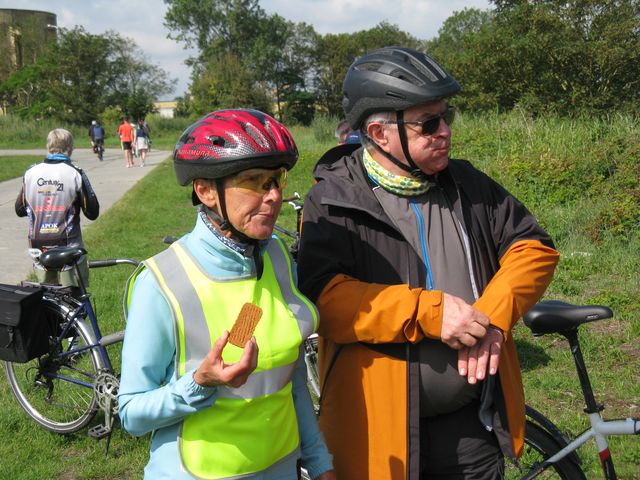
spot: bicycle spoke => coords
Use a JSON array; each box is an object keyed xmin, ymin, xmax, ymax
[{"xmin": 4, "ymin": 300, "xmax": 101, "ymax": 433}]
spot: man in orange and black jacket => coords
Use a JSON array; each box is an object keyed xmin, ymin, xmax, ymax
[{"xmin": 297, "ymin": 46, "xmax": 560, "ymax": 479}]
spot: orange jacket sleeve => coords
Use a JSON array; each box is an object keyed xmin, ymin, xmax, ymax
[
  {"xmin": 315, "ymin": 239, "xmax": 558, "ymax": 346},
  {"xmin": 316, "ymin": 274, "xmax": 444, "ymax": 344},
  {"xmin": 473, "ymin": 239, "xmax": 560, "ymax": 339}
]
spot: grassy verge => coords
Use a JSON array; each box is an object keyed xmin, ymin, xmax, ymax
[
  {"xmin": 0, "ymin": 114, "xmax": 193, "ymax": 151},
  {"xmin": 0, "ymin": 114, "xmax": 638, "ymax": 478},
  {"xmin": 0, "ymin": 156, "xmax": 41, "ymax": 182}
]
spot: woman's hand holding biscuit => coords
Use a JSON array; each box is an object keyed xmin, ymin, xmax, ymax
[{"xmin": 193, "ymin": 330, "xmax": 258, "ymax": 388}]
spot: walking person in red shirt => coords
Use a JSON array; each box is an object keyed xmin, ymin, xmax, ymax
[{"xmin": 118, "ymin": 115, "xmax": 135, "ymax": 168}]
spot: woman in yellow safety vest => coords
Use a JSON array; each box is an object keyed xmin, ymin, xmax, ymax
[{"xmin": 118, "ymin": 109, "xmax": 336, "ymax": 480}]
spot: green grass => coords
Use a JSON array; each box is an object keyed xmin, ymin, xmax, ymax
[
  {"xmin": 0, "ymin": 114, "xmax": 638, "ymax": 478},
  {"xmin": 0, "ymin": 156, "xmax": 40, "ymax": 182},
  {"xmin": 0, "ymin": 113, "xmax": 196, "ymax": 151}
]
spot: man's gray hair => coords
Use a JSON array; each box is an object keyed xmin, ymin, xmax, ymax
[
  {"xmin": 46, "ymin": 128, "xmax": 74, "ymax": 155},
  {"xmin": 360, "ymin": 111, "xmax": 395, "ymax": 150},
  {"xmin": 362, "ymin": 111, "xmax": 395, "ymax": 132}
]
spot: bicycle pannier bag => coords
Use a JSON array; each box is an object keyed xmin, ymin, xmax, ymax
[{"xmin": 0, "ymin": 284, "xmax": 47, "ymax": 363}]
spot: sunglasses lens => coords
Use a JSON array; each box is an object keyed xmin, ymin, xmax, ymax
[
  {"xmin": 231, "ymin": 168, "xmax": 287, "ymax": 194},
  {"xmin": 421, "ymin": 117, "xmax": 442, "ymax": 135},
  {"xmin": 421, "ymin": 108, "xmax": 455, "ymax": 135}
]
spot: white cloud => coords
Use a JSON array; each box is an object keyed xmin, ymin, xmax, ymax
[
  {"xmin": 260, "ymin": 0, "xmax": 491, "ymax": 38},
  {"xmin": 3, "ymin": 0, "xmax": 491, "ymax": 98}
]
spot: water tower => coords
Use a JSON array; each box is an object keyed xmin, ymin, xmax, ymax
[{"xmin": 0, "ymin": 8, "xmax": 57, "ymax": 83}]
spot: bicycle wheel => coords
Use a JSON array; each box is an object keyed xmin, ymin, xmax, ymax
[
  {"xmin": 505, "ymin": 421, "xmax": 586, "ymax": 479},
  {"xmin": 4, "ymin": 299, "xmax": 102, "ymax": 434}
]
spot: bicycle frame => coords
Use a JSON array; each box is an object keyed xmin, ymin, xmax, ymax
[
  {"xmin": 525, "ymin": 415, "xmax": 639, "ymax": 479},
  {"xmin": 523, "ymin": 302, "xmax": 640, "ymax": 479},
  {"xmin": 52, "ymin": 257, "xmax": 136, "ymax": 375},
  {"xmin": 50, "ymin": 293, "xmax": 114, "ymax": 384}
]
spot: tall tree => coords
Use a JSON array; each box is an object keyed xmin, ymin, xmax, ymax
[
  {"xmin": 427, "ymin": 1, "xmax": 640, "ymax": 114},
  {"xmin": 164, "ymin": 0, "xmax": 265, "ymax": 59},
  {"xmin": 165, "ymin": 0, "xmax": 318, "ymax": 120},
  {"xmin": 252, "ymin": 15, "xmax": 318, "ymax": 122},
  {"xmin": 314, "ymin": 22, "xmax": 419, "ymax": 117},
  {"xmin": 106, "ymin": 32, "xmax": 176, "ymax": 119},
  {"xmin": 0, "ymin": 26, "xmax": 175, "ymax": 123},
  {"xmin": 189, "ymin": 50, "xmax": 271, "ymax": 115}
]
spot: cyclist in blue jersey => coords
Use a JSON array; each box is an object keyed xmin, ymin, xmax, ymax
[
  {"xmin": 15, "ymin": 128, "xmax": 100, "ymax": 288},
  {"xmin": 89, "ymin": 120, "xmax": 105, "ymax": 159}
]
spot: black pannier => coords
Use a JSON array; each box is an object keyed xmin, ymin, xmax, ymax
[{"xmin": 0, "ymin": 284, "xmax": 48, "ymax": 363}]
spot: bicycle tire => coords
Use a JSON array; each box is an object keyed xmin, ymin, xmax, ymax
[
  {"xmin": 304, "ymin": 335, "xmax": 321, "ymax": 413},
  {"xmin": 505, "ymin": 421, "xmax": 586, "ymax": 479},
  {"xmin": 300, "ymin": 467, "xmax": 312, "ymax": 480},
  {"xmin": 4, "ymin": 299, "xmax": 102, "ymax": 434}
]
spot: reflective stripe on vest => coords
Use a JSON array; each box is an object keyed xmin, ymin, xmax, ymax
[{"xmin": 142, "ymin": 237, "xmax": 318, "ymax": 479}]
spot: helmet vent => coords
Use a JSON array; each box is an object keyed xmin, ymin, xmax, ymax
[
  {"xmin": 355, "ymin": 61, "xmax": 383, "ymax": 72},
  {"xmin": 206, "ymin": 135, "xmax": 226, "ymax": 147},
  {"xmin": 244, "ymin": 122, "xmax": 270, "ymax": 148},
  {"xmin": 386, "ymin": 90, "xmax": 406, "ymax": 100},
  {"xmin": 408, "ymin": 57, "xmax": 438, "ymax": 82},
  {"xmin": 422, "ymin": 57, "xmax": 446, "ymax": 80},
  {"xmin": 389, "ymin": 68, "xmax": 422, "ymax": 85}
]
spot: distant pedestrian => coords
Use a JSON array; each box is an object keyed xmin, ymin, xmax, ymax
[
  {"xmin": 335, "ymin": 119, "xmax": 351, "ymax": 144},
  {"xmin": 118, "ymin": 116, "xmax": 135, "ymax": 168},
  {"xmin": 134, "ymin": 120, "xmax": 149, "ymax": 167},
  {"xmin": 15, "ymin": 128, "xmax": 100, "ymax": 290}
]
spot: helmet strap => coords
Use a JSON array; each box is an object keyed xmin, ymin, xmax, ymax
[
  {"xmin": 363, "ymin": 113, "xmax": 426, "ymax": 180},
  {"xmin": 396, "ymin": 110, "xmax": 427, "ymax": 179}
]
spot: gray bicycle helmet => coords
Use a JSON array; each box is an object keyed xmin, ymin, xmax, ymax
[
  {"xmin": 343, "ymin": 46, "xmax": 461, "ymax": 178},
  {"xmin": 343, "ymin": 46, "xmax": 461, "ymax": 130}
]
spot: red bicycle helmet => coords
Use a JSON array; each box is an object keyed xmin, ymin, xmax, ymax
[{"xmin": 174, "ymin": 109, "xmax": 298, "ymax": 186}]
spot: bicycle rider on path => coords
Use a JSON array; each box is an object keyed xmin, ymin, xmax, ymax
[{"xmin": 89, "ymin": 120, "xmax": 105, "ymax": 160}]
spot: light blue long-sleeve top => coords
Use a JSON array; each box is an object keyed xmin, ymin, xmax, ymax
[{"xmin": 118, "ymin": 212, "xmax": 333, "ymax": 479}]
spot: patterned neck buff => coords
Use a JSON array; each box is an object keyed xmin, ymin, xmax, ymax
[{"xmin": 362, "ymin": 148, "xmax": 429, "ymax": 196}]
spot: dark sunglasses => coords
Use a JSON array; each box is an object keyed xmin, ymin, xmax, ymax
[
  {"xmin": 380, "ymin": 107, "xmax": 456, "ymax": 136},
  {"xmin": 227, "ymin": 167, "xmax": 288, "ymax": 195}
]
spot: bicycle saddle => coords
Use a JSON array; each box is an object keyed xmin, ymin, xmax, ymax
[
  {"xmin": 39, "ymin": 247, "xmax": 87, "ymax": 270},
  {"xmin": 523, "ymin": 300, "xmax": 613, "ymax": 335}
]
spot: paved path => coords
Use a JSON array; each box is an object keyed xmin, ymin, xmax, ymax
[{"xmin": 0, "ymin": 147, "xmax": 171, "ymax": 285}]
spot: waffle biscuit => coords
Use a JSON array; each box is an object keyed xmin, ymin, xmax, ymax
[{"xmin": 228, "ymin": 303, "xmax": 263, "ymax": 347}]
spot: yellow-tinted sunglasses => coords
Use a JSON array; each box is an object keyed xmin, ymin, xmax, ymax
[{"xmin": 227, "ymin": 167, "xmax": 288, "ymax": 195}]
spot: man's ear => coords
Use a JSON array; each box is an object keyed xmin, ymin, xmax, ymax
[
  {"xmin": 367, "ymin": 122, "xmax": 390, "ymax": 151},
  {"xmin": 193, "ymin": 179, "xmax": 219, "ymax": 208}
]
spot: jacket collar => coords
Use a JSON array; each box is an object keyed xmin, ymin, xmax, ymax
[{"xmin": 44, "ymin": 153, "xmax": 71, "ymax": 163}]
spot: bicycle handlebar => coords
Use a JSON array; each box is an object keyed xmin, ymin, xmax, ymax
[
  {"xmin": 282, "ymin": 191, "xmax": 301, "ymax": 201},
  {"xmin": 89, "ymin": 258, "xmax": 139, "ymax": 268}
]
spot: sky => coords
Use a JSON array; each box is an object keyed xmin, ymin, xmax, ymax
[{"xmin": 1, "ymin": 0, "xmax": 492, "ymax": 99}]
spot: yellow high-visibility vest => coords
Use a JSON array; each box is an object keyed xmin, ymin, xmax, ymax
[{"xmin": 127, "ymin": 237, "xmax": 318, "ymax": 479}]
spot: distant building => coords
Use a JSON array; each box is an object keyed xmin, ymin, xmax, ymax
[
  {"xmin": 154, "ymin": 100, "xmax": 178, "ymax": 118},
  {"xmin": 0, "ymin": 8, "xmax": 57, "ymax": 115},
  {"xmin": 0, "ymin": 8, "xmax": 57, "ymax": 82}
]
